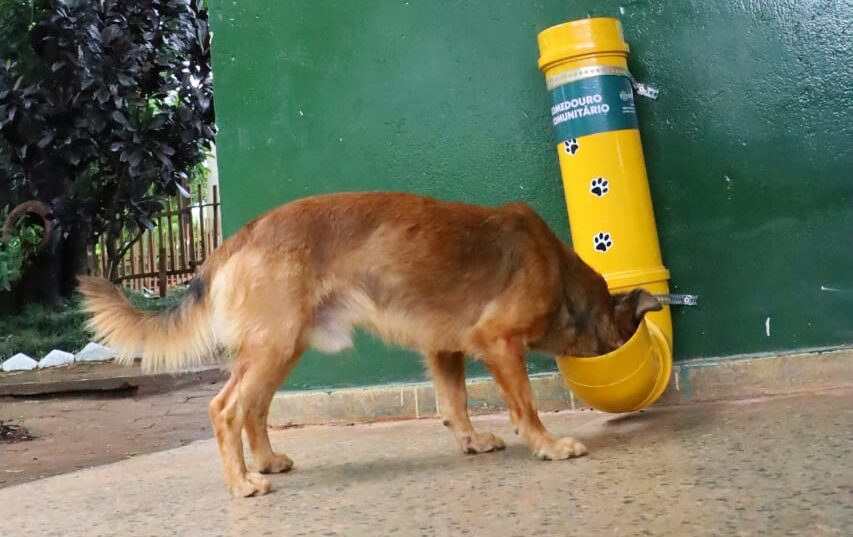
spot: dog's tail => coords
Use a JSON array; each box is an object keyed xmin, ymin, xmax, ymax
[{"xmin": 78, "ymin": 275, "xmax": 220, "ymax": 373}]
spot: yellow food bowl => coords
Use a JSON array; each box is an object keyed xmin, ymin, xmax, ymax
[{"xmin": 556, "ymin": 318, "xmax": 672, "ymax": 413}]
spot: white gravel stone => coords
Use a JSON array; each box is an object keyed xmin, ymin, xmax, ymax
[
  {"xmin": 2, "ymin": 353, "xmax": 38, "ymax": 372},
  {"xmin": 74, "ymin": 342, "xmax": 117, "ymax": 363},
  {"xmin": 38, "ymin": 349, "xmax": 76, "ymax": 368}
]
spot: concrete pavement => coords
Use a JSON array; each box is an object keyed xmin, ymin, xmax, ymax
[{"xmin": 1, "ymin": 388, "xmax": 851, "ymax": 536}]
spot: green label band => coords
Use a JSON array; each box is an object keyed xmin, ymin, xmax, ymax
[{"xmin": 549, "ymin": 75, "xmax": 638, "ymax": 141}]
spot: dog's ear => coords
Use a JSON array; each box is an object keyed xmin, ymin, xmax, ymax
[{"xmin": 612, "ymin": 288, "xmax": 662, "ymax": 327}]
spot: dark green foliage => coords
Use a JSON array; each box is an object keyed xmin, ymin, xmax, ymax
[
  {"xmin": 0, "ymin": 208, "xmax": 44, "ymax": 291},
  {"xmin": 0, "ymin": 0, "xmax": 215, "ymax": 292}
]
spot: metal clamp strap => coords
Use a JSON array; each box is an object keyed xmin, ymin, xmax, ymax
[
  {"xmin": 545, "ymin": 65, "xmax": 659, "ymax": 99},
  {"xmin": 655, "ymin": 294, "xmax": 699, "ymax": 306}
]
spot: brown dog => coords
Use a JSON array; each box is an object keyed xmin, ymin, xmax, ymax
[{"xmin": 79, "ymin": 192, "xmax": 661, "ymax": 497}]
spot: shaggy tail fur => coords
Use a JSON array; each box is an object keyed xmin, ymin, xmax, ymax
[{"xmin": 77, "ymin": 276, "xmax": 219, "ymax": 373}]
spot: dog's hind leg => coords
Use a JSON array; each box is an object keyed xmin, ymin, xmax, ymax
[
  {"xmin": 426, "ymin": 351, "xmax": 506, "ymax": 454},
  {"xmin": 240, "ymin": 342, "xmax": 305, "ymax": 474},
  {"xmin": 209, "ymin": 339, "xmax": 304, "ymax": 498},
  {"xmin": 209, "ymin": 360, "xmax": 272, "ymax": 497}
]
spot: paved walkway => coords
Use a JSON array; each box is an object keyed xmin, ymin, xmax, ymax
[{"xmin": 1, "ymin": 389, "xmax": 851, "ymax": 536}]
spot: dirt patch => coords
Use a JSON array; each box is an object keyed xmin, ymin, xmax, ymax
[{"xmin": 0, "ymin": 378, "xmax": 225, "ymax": 488}]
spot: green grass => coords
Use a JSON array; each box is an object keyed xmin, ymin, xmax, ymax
[{"xmin": 0, "ymin": 287, "xmax": 188, "ymax": 362}]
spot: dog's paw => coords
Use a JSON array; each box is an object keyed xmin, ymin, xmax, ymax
[
  {"xmin": 256, "ymin": 452, "xmax": 294, "ymax": 474},
  {"xmin": 229, "ymin": 472, "xmax": 273, "ymax": 498},
  {"xmin": 460, "ymin": 432, "xmax": 506, "ymax": 454},
  {"xmin": 533, "ymin": 436, "xmax": 588, "ymax": 461}
]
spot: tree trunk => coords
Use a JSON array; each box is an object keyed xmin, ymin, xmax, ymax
[
  {"xmin": 11, "ymin": 233, "xmax": 63, "ymax": 311},
  {"xmin": 2, "ymin": 200, "xmax": 88, "ymax": 311},
  {"xmin": 105, "ymin": 236, "xmax": 119, "ymax": 282}
]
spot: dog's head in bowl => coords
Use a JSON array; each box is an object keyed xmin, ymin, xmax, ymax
[{"xmin": 531, "ymin": 281, "xmax": 662, "ymax": 359}]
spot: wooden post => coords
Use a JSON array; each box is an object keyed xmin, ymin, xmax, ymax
[
  {"xmin": 158, "ymin": 247, "xmax": 168, "ymax": 298},
  {"xmin": 132, "ymin": 238, "xmax": 139, "ymax": 284},
  {"xmin": 157, "ymin": 214, "xmax": 165, "ymax": 296},
  {"xmin": 166, "ymin": 198, "xmax": 176, "ymax": 271},
  {"xmin": 212, "ymin": 185, "xmax": 220, "ymax": 249},
  {"xmin": 187, "ymin": 194, "xmax": 196, "ymax": 269},
  {"xmin": 197, "ymin": 184, "xmax": 206, "ymax": 261},
  {"xmin": 147, "ymin": 232, "xmax": 155, "ymax": 279},
  {"xmin": 140, "ymin": 232, "xmax": 147, "ymax": 278},
  {"xmin": 177, "ymin": 195, "xmax": 188, "ymax": 270}
]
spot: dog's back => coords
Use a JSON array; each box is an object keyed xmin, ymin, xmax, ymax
[{"xmin": 206, "ymin": 192, "xmax": 570, "ymax": 355}]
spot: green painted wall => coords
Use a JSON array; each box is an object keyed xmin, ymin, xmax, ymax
[{"xmin": 208, "ymin": 1, "xmax": 852, "ymax": 390}]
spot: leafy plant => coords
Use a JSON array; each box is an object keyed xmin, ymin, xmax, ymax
[
  {"xmin": 0, "ymin": 207, "xmax": 43, "ymax": 291},
  {"xmin": 0, "ymin": 0, "xmax": 215, "ymax": 287},
  {"xmin": 188, "ymin": 148, "xmax": 213, "ymax": 196},
  {"xmin": 0, "ymin": 1, "xmax": 43, "ymax": 64},
  {"xmin": 0, "ymin": 236, "xmax": 26, "ymax": 292}
]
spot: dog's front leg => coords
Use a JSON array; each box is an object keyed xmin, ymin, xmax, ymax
[
  {"xmin": 480, "ymin": 338, "xmax": 587, "ymax": 460},
  {"xmin": 426, "ymin": 351, "xmax": 506, "ymax": 454}
]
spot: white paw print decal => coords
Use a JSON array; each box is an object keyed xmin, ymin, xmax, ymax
[
  {"xmin": 563, "ymin": 138, "xmax": 579, "ymax": 156},
  {"xmin": 593, "ymin": 232, "xmax": 612, "ymax": 252},
  {"xmin": 590, "ymin": 177, "xmax": 609, "ymax": 197}
]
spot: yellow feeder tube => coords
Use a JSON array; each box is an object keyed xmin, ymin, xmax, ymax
[{"xmin": 537, "ymin": 17, "xmax": 673, "ymax": 412}]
